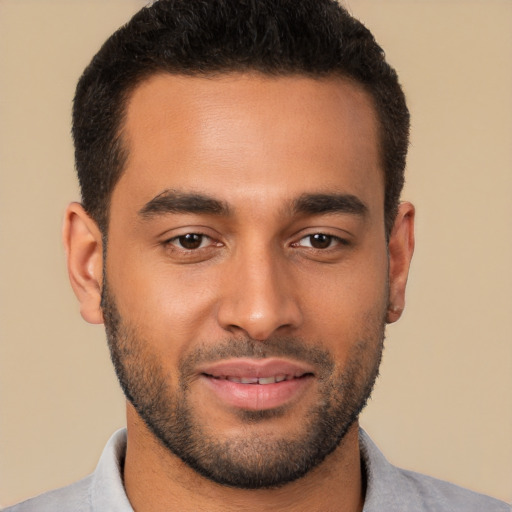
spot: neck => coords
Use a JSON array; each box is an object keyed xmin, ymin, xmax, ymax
[{"xmin": 123, "ymin": 404, "xmax": 364, "ymax": 512}]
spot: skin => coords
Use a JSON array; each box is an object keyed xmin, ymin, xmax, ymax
[{"xmin": 63, "ymin": 73, "xmax": 414, "ymax": 511}]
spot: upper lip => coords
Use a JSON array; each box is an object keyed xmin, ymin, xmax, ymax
[{"xmin": 197, "ymin": 358, "xmax": 316, "ymax": 380}]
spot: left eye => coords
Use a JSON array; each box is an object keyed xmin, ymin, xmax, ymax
[
  {"xmin": 169, "ymin": 233, "xmax": 211, "ymax": 250},
  {"xmin": 296, "ymin": 233, "xmax": 341, "ymax": 249}
]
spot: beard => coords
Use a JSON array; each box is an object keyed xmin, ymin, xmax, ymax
[{"xmin": 101, "ymin": 277, "xmax": 386, "ymax": 489}]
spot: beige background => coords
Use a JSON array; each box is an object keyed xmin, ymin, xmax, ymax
[{"xmin": 0, "ymin": 0, "xmax": 511, "ymax": 507}]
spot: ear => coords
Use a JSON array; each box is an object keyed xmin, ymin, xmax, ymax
[
  {"xmin": 386, "ymin": 201, "xmax": 415, "ymax": 324},
  {"xmin": 63, "ymin": 202, "xmax": 104, "ymax": 324}
]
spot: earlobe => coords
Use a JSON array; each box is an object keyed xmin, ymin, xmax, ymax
[
  {"xmin": 386, "ymin": 202, "xmax": 415, "ymax": 324},
  {"xmin": 62, "ymin": 202, "xmax": 104, "ymax": 324}
]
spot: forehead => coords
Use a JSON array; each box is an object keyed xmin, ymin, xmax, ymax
[{"xmin": 114, "ymin": 72, "xmax": 383, "ymax": 215}]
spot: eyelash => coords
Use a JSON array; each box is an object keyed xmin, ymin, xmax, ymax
[
  {"xmin": 165, "ymin": 232, "xmax": 349, "ymax": 253},
  {"xmin": 292, "ymin": 233, "xmax": 349, "ymax": 250},
  {"xmin": 166, "ymin": 233, "xmax": 218, "ymax": 251}
]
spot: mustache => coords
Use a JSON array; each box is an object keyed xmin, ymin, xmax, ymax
[{"xmin": 178, "ymin": 336, "xmax": 335, "ymax": 380}]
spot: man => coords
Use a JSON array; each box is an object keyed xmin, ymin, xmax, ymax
[{"xmin": 5, "ymin": 0, "xmax": 509, "ymax": 510}]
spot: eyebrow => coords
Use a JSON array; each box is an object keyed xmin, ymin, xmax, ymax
[
  {"xmin": 139, "ymin": 190, "xmax": 367, "ymax": 220},
  {"xmin": 291, "ymin": 193, "xmax": 368, "ymax": 217},
  {"xmin": 139, "ymin": 190, "xmax": 231, "ymax": 218}
]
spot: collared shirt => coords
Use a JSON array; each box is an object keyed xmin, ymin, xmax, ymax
[{"xmin": 4, "ymin": 428, "xmax": 509, "ymax": 511}]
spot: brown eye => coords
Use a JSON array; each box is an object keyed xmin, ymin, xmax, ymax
[
  {"xmin": 309, "ymin": 233, "xmax": 333, "ymax": 249},
  {"xmin": 175, "ymin": 233, "xmax": 205, "ymax": 250}
]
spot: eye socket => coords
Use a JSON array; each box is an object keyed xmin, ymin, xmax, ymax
[
  {"xmin": 295, "ymin": 233, "xmax": 346, "ymax": 249},
  {"xmin": 166, "ymin": 232, "xmax": 346, "ymax": 252},
  {"xmin": 169, "ymin": 233, "xmax": 211, "ymax": 250}
]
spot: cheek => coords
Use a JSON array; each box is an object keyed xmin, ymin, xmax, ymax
[
  {"xmin": 299, "ymin": 250, "xmax": 388, "ymax": 355},
  {"xmin": 106, "ymin": 254, "xmax": 221, "ymax": 360},
  {"xmin": 303, "ymin": 250, "xmax": 388, "ymax": 314}
]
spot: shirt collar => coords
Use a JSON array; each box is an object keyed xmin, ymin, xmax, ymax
[
  {"xmin": 91, "ymin": 428, "xmax": 133, "ymax": 511},
  {"xmin": 90, "ymin": 427, "xmax": 394, "ymax": 511}
]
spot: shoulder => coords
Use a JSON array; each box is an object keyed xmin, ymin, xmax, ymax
[
  {"xmin": 359, "ymin": 429, "xmax": 510, "ymax": 512},
  {"xmin": 394, "ymin": 467, "xmax": 510, "ymax": 512},
  {"xmin": 3, "ymin": 429, "xmax": 131, "ymax": 512},
  {"xmin": 2, "ymin": 475, "xmax": 93, "ymax": 512}
]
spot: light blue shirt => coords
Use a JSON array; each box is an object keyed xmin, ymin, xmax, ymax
[{"xmin": 4, "ymin": 428, "xmax": 509, "ymax": 511}]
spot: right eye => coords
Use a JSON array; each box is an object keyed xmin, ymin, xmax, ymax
[
  {"xmin": 167, "ymin": 233, "xmax": 212, "ymax": 250},
  {"xmin": 297, "ymin": 233, "xmax": 337, "ymax": 249}
]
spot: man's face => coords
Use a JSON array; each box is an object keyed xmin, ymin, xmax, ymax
[{"xmin": 102, "ymin": 73, "xmax": 393, "ymax": 488}]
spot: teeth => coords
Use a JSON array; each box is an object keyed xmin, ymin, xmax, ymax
[
  {"xmin": 224, "ymin": 375, "xmax": 291, "ymax": 385},
  {"xmin": 240, "ymin": 377, "xmax": 259, "ymax": 384},
  {"xmin": 258, "ymin": 376, "xmax": 276, "ymax": 384}
]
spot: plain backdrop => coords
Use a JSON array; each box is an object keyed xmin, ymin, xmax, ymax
[{"xmin": 0, "ymin": 0, "xmax": 511, "ymax": 507}]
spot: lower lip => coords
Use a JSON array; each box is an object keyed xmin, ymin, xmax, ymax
[{"xmin": 201, "ymin": 375, "xmax": 313, "ymax": 411}]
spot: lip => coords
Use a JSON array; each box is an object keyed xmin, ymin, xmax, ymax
[{"xmin": 197, "ymin": 358, "xmax": 315, "ymax": 411}]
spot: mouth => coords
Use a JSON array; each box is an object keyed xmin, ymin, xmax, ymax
[
  {"xmin": 204, "ymin": 373, "xmax": 310, "ymax": 384},
  {"xmin": 197, "ymin": 359, "xmax": 315, "ymax": 411}
]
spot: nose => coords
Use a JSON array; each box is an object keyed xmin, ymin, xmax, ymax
[{"xmin": 217, "ymin": 246, "xmax": 303, "ymax": 341}]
